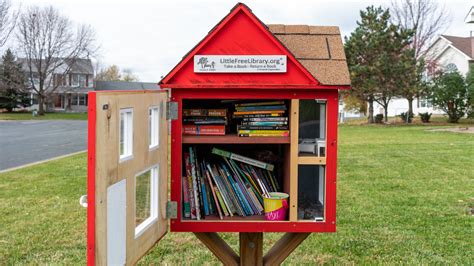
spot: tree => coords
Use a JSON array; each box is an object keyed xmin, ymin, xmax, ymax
[
  {"xmin": 391, "ymin": 0, "xmax": 451, "ymax": 120},
  {"xmin": 16, "ymin": 6, "xmax": 96, "ymax": 115},
  {"xmin": 0, "ymin": 0, "xmax": 18, "ymax": 48},
  {"xmin": 0, "ymin": 49, "xmax": 29, "ymax": 111},
  {"xmin": 96, "ymin": 65, "xmax": 139, "ymax": 82},
  {"xmin": 345, "ymin": 6, "xmax": 413, "ymax": 123},
  {"xmin": 466, "ymin": 66, "xmax": 474, "ymax": 118},
  {"xmin": 428, "ymin": 71, "xmax": 469, "ymax": 123}
]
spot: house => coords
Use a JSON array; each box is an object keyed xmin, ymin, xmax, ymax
[
  {"xmin": 372, "ymin": 7, "xmax": 474, "ymax": 118},
  {"xmin": 19, "ymin": 58, "xmax": 94, "ymax": 112}
]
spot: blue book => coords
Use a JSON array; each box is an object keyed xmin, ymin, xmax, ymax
[
  {"xmin": 221, "ymin": 163, "xmax": 253, "ymax": 216},
  {"xmin": 235, "ymin": 105, "xmax": 287, "ymax": 111}
]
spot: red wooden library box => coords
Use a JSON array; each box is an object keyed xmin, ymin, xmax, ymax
[{"xmin": 87, "ymin": 3, "xmax": 350, "ymax": 264}]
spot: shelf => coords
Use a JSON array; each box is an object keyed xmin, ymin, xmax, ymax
[
  {"xmin": 183, "ymin": 215, "xmax": 283, "ymax": 221},
  {"xmin": 182, "ymin": 134, "xmax": 290, "ymax": 144},
  {"xmin": 297, "ymin": 156, "xmax": 326, "ymax": 165}
]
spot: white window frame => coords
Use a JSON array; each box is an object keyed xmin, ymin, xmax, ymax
[
  {"xmin": 149, "ymin": 106, "xmax": 160, "ymax": 150},
  {"xmin": 134, "ymin": 165, "xmax": 159, "ymax": 238},
  {"xmin": 119, "ymin": 108, "xmax": 133, "ymax": 162},
  {"xmin": 71, "ymin": 74, "xmax": 80, "ymax": 87}
]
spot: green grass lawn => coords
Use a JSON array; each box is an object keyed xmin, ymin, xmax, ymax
[
  {"xmin": 0, "ymin": 112, "xmax": 88, "ymax": 120},
  {"xmin": 1, "ymin": 126, "xmax": 473, "ymax": 264}
]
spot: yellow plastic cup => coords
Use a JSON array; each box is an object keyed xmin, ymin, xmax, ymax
[{"xmin": 263, "ymin": 192, "xmax": 289, "ymax": 221}]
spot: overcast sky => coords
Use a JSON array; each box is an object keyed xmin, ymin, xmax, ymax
[{"xmin": 11, "ymin": 0, "xmax": 473, "ymax": 82}]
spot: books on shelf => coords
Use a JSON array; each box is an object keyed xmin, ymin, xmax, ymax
[
  {"xmin": 183, "ymin": 109, "xmax": 227, "ymax": 117},
  {"xmin": 183, "ymin": 125, "xmax": 225, "ymax": 136},
  {"xmin": 232, "ymin": 101, "xmax": 289, "ymax": 137},
  {"xmin": 182, "ymin": 146, "xmax": 281, "ymax": 220}
]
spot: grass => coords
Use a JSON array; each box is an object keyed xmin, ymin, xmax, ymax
[
  {"xmin": 0, "ymin": 112, "xmax": 88, "ymax": 120},
  {"xmin": 0, "ymin": 126, "xmax": 473, "ymax": 264}
]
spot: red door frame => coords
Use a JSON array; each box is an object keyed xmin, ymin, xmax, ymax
[{"xmin": 169, "ymin": 88, "xmax": 338, "ymax": 233}]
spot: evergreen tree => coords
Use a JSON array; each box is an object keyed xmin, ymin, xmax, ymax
[
  {"xmin": 345, "ymin": 6, "xmax": 414, "ymax": 123},
  {"xmin": 0, "ymin": 49, "xmax": 29, "ymax": 112}
]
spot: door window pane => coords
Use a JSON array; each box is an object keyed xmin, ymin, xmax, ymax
[
  {"xmin": 119, "ymin": 108, "xmax": 133, "ymax": 161},
  {"xmin": 135, "ymin": 166, "xmax": 159, "ymax": 237},
  {"xmin": 298, "ymin": 100, "xmax": 326, "ymax": 156},
  {"xmin": 298, "ymin": 165, "xmax": 325, "ymax": 221}
]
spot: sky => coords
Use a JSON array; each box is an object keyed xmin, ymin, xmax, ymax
[{"xmin": 10, "ymin": 0, "xmax": 473, "ymax": 82}]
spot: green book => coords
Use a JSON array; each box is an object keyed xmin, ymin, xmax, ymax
[{"xmin": 211, "ymin": 148, "xmax": 274, "ymax": 171}]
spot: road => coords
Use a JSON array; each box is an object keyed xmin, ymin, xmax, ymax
[{"xmin": 0, "ymin": 120, "xmax": 87, "ymax": 171}]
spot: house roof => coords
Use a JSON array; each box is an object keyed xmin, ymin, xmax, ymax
[
  {"xmin": 267, "ymin": 24, "xmax": 350, "ymax": 86},
  {"xmin": 441, "ymin": 35, "xmax": 474, "ymax": 59},
  {"xmin": 94, "ymin": 81, "xmax": 159, "ymax": 91},
  {"xmin": 18, "ymin": 57, "xmax": 94, "ymax": 74}
]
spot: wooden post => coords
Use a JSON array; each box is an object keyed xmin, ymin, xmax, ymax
[
  {"xmin": 194, "ymin": 233, "xmax": 239, "ymax": 266},
  {"xmin": 263, "ymin": 233, "xmax": 310, "ymax": 266},
  {"xmin": 194, "ymin": 232, "xmax": 309, "ymax": 266},
  {"xmin": 239, "ymin": 232, "xmax": 263, "ymax": 266}
]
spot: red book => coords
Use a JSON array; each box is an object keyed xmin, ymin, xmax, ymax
[{"xmin": 183, "ymin": 125, "xmax": 225, "ymax": 135}]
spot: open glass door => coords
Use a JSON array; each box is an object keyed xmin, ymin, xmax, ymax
[{"xmin": 87, "ymin": 90, "xmax": 168, "ymax": 265}]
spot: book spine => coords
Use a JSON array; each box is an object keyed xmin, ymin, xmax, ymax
[
  {"xmin": 183, "ymin": 109, "xmax": 227, "ymax": 117},
  {"xmin": 235, "ymin": 105, "xmax": 287, "ymax": 111},
  {"xmin": 235, "ymin": 101, "xmax": 285, "ymax": 107},
  {"xmin": 214, "ymin": 188, "xmax": 229, "ymax": 216},
  {"xmin": 242, "ymin": 117, "xmax": 288, "ymax": 122},
  {"xmin": 233, "ymin": 110, "xmax": 285, "ymax": 115},
  {"xmin": 222, "ymin": 163, "xmax": 253, "ymax": 216},
  {"xmin": 204, "ymin": 163, "xmax": 223, "ymax": 219},
  {"xmin": 198, "ymin": 161, "xmax": 209, "ymax": 216},
  {"xmin": 189, "ymin": 148, "xmax": 201, "ymax": 220},
  {"xmin": 239, "ymin": 133, "xmax": 289, "ymax": 137},
  {"xmin": 183, "ymin": 125, "xmax": 226, "ymax": 136},
  {"xmin": 238, "ymin": 129, "xmax": 289, "ymax": 134},
  {"xmin": 207, "ymin": 164, "xmax": 233, "ymax": 216},
  {"xmin": 233, "ymin": 113, "xmax": 283, "ymax": 118},
  {"xmin": 184, "ymin": 153, "xmax": 196, "ymax": 219},
  {"xmin": 240, "ymin": 121, "xmax": 288, "ymax": 126},
  {"xmin": 212, "ymin": 148, "xmax": 274, "ymax": 171},
  {"xmin": 237, "ymin": 125, "xmax": 289, "ymax": 130},
  {"xmin": 217, "ymin": 166, "xmax": 244, "ymax": 216},
  {"xmin": 182, "ymin": 176, "xmax": 191, "ymax": 218}
]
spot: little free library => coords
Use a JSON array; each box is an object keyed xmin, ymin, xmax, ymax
[{"xmin": 86, "ymin": 3, "xmax": 350, "ymax": 265}]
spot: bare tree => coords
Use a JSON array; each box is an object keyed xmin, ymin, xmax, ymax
[
  {"xmin": 391, "ymin": 0, "xmax": 451, "ymax": 58},
  {"xmin": 391, "ymin": 0, "xmax": 451, "ymax": 121},
  {"xmin": 16, "ymin": 6, "xmax": 96, "ymax": 115},
  {"xmin": 0, "ymin": 0, "xmax": 18, "ymax": 48}
]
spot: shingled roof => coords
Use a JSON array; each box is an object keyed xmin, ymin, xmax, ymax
[
  {"xmin": 441, "ymin": 35, "xmax": 474, "ymax": 59},
  {"xmin": 268, "ymin": 24, "xmax": 350, "ymax": 86}
]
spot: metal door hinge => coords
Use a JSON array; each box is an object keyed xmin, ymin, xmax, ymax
[
  {"xmin": 166, "ymin": 101, "xmax": 178, "ymax": 120},
  {"xmin": 166, "ymin": 201, "xmax": 177, "ymax": 219}
]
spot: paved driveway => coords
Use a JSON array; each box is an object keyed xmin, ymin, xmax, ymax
[{"xmin": 0, "ymin": 120, "xmax": 87, "ymax": 171}]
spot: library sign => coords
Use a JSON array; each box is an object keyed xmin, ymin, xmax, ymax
[{"xmin": 194, "ymin": 55, "xmax": 287, "ymax": 73}]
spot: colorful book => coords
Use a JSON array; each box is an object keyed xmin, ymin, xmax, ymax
[
  {"xmin": 183, "ymin": 125, "xmax": 225, "ymax": 135},
  {"xmin": 184, "ymin": 153, "xmax": 197, "ymax": 219},
  {"xmin": 182, "ymin": 176, "xmax": 191, "ymax": 218},
  {"xmin": 240, "ymin": 121, "xmax": 287, "ymax": 126},
  {"xmin": 212, "ymin": 148, "xmax": 274, "ymax": 171},
  {"xmin": 233, "ymin": 110, "xmax": 285, "ymax": 116},
  {"xmin": 237, "ymin": 125, "xmax": 289, "ymax": 130},
  {"xmin": 183, "ymin": 109, "xmax": 227, "ymax": 117},
  {"xmin": 203, "ymin": 163, "xmax": 224, "ymax": 219},
  {"xmin": 207, "ymin": 164, "xmax": 234, "ymax": 216},
  {"xmin": 233, "ymin": 113, "xmax": 283, "ymax": 118},
  {"xmin": 242, "ymin": 117, "xmax": 288, "ymax": 122},
  {"xmin": 235, "ymin": 101, "xmax": 285, "ymax": 107},
  {"xmin": 235, "ymin": 105, "xmax": 287, "ymax": 111},
  {"xmin": 189, "ymin": 148, "xmax": 201, "ymax": 220}
]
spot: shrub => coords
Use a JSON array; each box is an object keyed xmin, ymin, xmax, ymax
[
  {"xmin": 419, "ymin": 112, "xmax": 432, "ymax": 123},
  {"xmin": 399, "ymin": 111, "xmax": 414, "ymax": 123},
  {"xmin": 375, "ymin": 114, "xmax": 384, "ymax": 123},
  {"xmin": 428, "ymin": 70, "xmax": 468, "ymax": 123}
]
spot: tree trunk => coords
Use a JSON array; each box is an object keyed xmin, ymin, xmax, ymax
[
  {"xmin": 368, "ymin": 99, "xmax": 374, "ymax": 124},
  {"xmin": 38, "ymin": 95, "xmax": 45, "ymax": 115},
  {"xmin": 407, "ymin": 97, "xmax": 413, "ymax": 123},
  {"xmin": 384, "ymin": 106, "xmax": 388, "ymax": 123}
]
